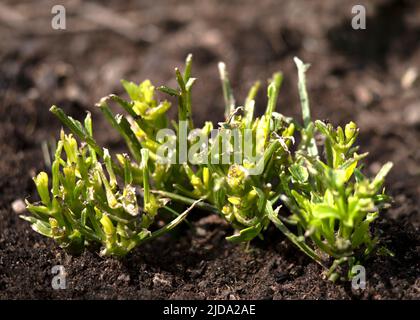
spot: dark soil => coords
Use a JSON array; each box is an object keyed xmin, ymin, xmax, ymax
[{"xmin": 0, "ymin": 0, "xmax": 419, "ymax": 299}]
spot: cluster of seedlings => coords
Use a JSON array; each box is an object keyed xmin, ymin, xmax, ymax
[{"xmin": 23, "ymin": 55, "xmax": 392, "ymax": 281}]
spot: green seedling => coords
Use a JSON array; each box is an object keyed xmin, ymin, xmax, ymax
[
  {"xmin": 22, "ymin": 55, "xmax": 392, "ymax": 280},
  {"xmin": 270, "ymin": 58, "xmax": 393, "ymax": 279},
  {"xmin": 156, "ymin": 60, "xmax": 295, "ymax": 243},
  {"xmin": 24, "ymin": 113, "xmax": 198, "ymax": 257}
]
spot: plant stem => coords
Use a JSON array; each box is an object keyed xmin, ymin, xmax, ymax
[
  {"xmin": 218, "ymin": 62, "xmax": 235, "ymax": 120},
  {"xmin": 140, "ymin": 199, "xmax": 202, "ymax": 243},
  {"xmin": 266, "ymin": 201, "xmax": 326, "ymax": 268},
  {"xmin": 151, "ymin": 190, "xmax": 221, "ymax": 214},
  {"xmin": 294, "ymin": 57, "xmax": 318, "ymax": 157}
]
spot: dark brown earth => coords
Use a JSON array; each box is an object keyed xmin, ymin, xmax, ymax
[{"xmin": 0, "ymin": 0, "xmax": 419, "ymax": 299}]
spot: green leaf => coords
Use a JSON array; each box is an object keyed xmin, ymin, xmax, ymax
[
  {"xmin": 294, "ymin": 57, "xmax": 317, "ymax": 157},
  {"xmin": 97, "ymin": 98, "xmax": 142, "ymax": 162},
  {"xmin": 266, "ymin": 72, "xmax": 283, "ymax": 117},
  {"xmin": 291, "ymin": 190, "xmax": 310, "ymax": 213},
  {"xmin": 218, "ymin": 62, "xmax": 235, "ymax": 119},
  {"xmin": 143, "ymin": 101, "xmax": 172, "ymax": 121},
  {"xmin": 226, "ymin": 223, "xmax": 262, "ymax": 243},
  {"xmin": 343, "ymin": 159, "xmax": 358, "ymax": 183},
  {"xmin": 143, "ymin": 199, "xmax": 201, "ymax": 243},
  {"xmin": 183, "ymin": 53, "xmax": 193, "ymax": 81},
  {"xmin": 266, "ymin": 202, "xmax": 325, "ymax": 267},
  {"xmin": 96, "ymin": 163, "xmax": 120, "ymax": 209},
  {"xmin": 158, "ymin": 85, "xmax": 179, "ymax": 97},
  {"xmin": 50, "ymin": 106, "xmax": 104, "ymax": 158},
  {"xmin": 100, "ymin": 214, "xmax": 115, "ymax": 236},
  {"xmin": 185, "ymin": 78, "xmax": 196, "ymax": 91},
  {"xmin": 244, "ymin": 81, "xmax": 260, "ymax": 128},
  {"xmin": 141, "ymin": 148, "xmax": 150, "ymax": 204},
  {"xmin": 121, "ymin": 79, "xmax": 141, "ymax": 101},
  {"xmin": 33, "ymin": 172, "xmax": 51, "ymax": 207},
  {"xmin": 20, "ymin": 216, "xmax": 53, "ymax": 237},
  {"xmin": 61, "ymin": 132, "xmax": 78, "ymax": 164},
  {"xmin": 228, "ymin": 196, "xmax": 241, "ymax": 205},
  {"xmin": 103, "ymin": 148, "xmax": 117, "ymax": 188},
  {"xmin": 311, "ymin": 203, "xmax": 341, "ymax": 220},
  {"xmin": 344, "ymin": 121, "xmax": 358, "ymax": 141},
  {"xmin": 289, "ymin": 163, "xmax": 309, "ymax": 184},
  {"xmin": 371, "ymin": 162, "xmax": 393, "ymax": 191},
  {"xmin": 351, "ymin": 220, "xmax": 370, "ymax": 248}
]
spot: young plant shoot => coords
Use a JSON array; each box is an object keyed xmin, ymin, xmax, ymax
[
  {"xmin": 24, "ymin": 113, "xmax": 198, "ymax": 257},
  {"xmin": 23, "ymin": 55, "xmax": 392, "ymax": 280},
  {"xmin": 270, "ymin": 58, "xmax": 393, "ymax": 279}
]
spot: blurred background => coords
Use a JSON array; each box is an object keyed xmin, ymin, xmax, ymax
[{"xmin": 0, "ymin": 0, "xmax": 419, "ymax": 298}]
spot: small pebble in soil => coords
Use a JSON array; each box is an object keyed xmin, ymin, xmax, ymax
[
  {"xmin": 152, "ymin": 273, "xmax": 172, "ymax": 287},
  {"xmin": 11, "ymin": 199, "xmax": 26, "ymax": 214},
  {"xmin": 195, "ymin": 227, "xmax": 207, "ymax": 237},
  {"xmin": 117, "ymin": 274, "xmax": 130, "ymax": 283},
  {"xmin": 354, "ymin": 85, "xmax": 374, "ymax": 107},
  {"xmin": 401, "ymin": 67, "xmax": 418, "ymax": 89},
  {"xmin": 403, "ymin": 103, "xmax": 420, "ymax": 126}
]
